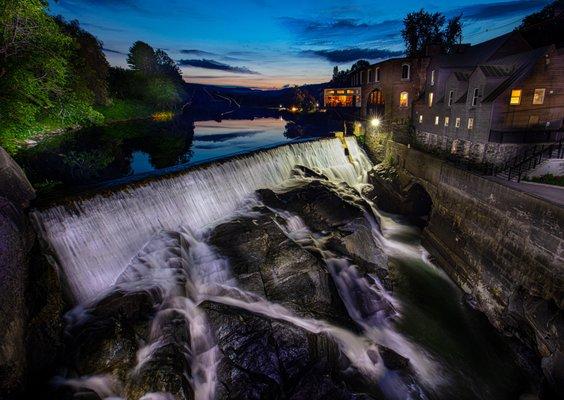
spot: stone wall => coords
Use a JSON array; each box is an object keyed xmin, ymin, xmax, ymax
[
  {"xmin": 414, "ymin": 129, "xmax": 535, "ymax": 166},
  {"xmin": 366, "ymin": 139, "xmax": 564, "ymax": 395}
]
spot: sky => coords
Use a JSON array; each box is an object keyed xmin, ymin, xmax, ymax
[{"xmin": 48, "ymin": 0, "xmax": 550, "ymax": 89}]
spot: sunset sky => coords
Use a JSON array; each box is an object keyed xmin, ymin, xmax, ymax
[{"xmin": 48, "ymin": 0, "xmax": 550, "ymax": 89}]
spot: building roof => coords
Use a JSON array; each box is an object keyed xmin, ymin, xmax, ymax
[
  {"xmin": 479, "ymin": 65, "xmax": 513, "ymax": 78},
  {"xmin": 482, "ymin": 46, "xmax": 551, "ymax": 102}
]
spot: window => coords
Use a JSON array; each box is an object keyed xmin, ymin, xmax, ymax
[
  {"xmin": 399, "ymin": 91, "xmax": 409, "ymax": 108},
  {"xmin": 360, "ymin": 71, "xmax": 364, "ymax": 84},
  {"xmin": 430, "ymin": 70, "xmax": 435, "ymax": 86},
  {"xmin": 472, "ymin": 88, "xmax": 479, "ymax": 106},
  {"xmin": 529, "ymin": 115, "xmax": 540, "ymax": 126},
  {"xmin": 448, "ymin": 90, "xmax": 454, "ymax": 107},
  {"xmin": 533, "ymin": 88, "xmax": 545, "ymax": 105},
  {"xmin": 367, "ymin": 70, "xmax": 373, "ymax": 83},
  {"xmin": 455, "ymin": 117, "xmax": 461, "ymax": 128},
  {"xmin": 468, "ymin": 117, "xmax": 474, "ymax": 130},
  {"xmin": 401, "ymin": 64, "xmax": 410, "ymax": 80},
  {"xmin": 444, "ymin": 117, "xmax": 449, "ymax": 127},
  {"xmin": 375, "ymin": 68, "xmax": 380, "ymax": 82},
  {"xmin": 434, "ymin": 116, "xmax": 439, "ymax": 125},
  {"xmin": 428, "ymin": 92, "xmax": 434, "ymax": 107},
  {"xmin": 419, "ymin": 115, "xmax": 423, "ymax": 123},
  {"xmin": 510, "ymin": 89, "xmax": 522, "ymax": 105}
]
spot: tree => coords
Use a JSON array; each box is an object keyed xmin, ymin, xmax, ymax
[
  {"xmin": 292, "ymin": 87, "xmax": 317, "ymax": 113},
  {"xmin": 350, "ymin": 60, "xmax": 370, "ymax": 72},
  {"xmin": 155, "ymin": 49, "xmax": 182, "ymax": 83},
  {"xmin": 55, "ymin": 17, "xmax": 110, "ymax": 105},
  {"xmin": 401, "ymin": 9, "xmax": 463, "ymax": 57},
  {"xmin": 127, "ymin": 41, "xmax": 158, "ymax": 74},
  {"xmin": 516, "ymin": 0, "xmax": 563, "ymax": 48},
  {"xmin": 0, "ymin": 0, "xmax": 71, "ymax": 147}
]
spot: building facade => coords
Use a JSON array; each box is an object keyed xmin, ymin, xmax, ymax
[{"xmin": 413, "ymin": 32, "xmax": 564, "ymax": 165}]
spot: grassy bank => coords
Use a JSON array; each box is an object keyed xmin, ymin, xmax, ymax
[{"xmin": 1, "ymin": 99, "xmax": 172, "ymax": 155}]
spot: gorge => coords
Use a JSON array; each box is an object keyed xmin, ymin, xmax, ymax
[{"xmin": 5, "ymin": 137, "xmax": 551, "ymax": 399}]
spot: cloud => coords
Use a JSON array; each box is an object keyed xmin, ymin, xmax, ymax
[
  {"xmin": 453, "ymin": 0, "xmax": 549, "ymax": 21},
  {"xmin": 180, "ymin": 49, "xmax": 218, "ymax": 56},
  {"xmin": 103, "ymin": 47, "xmax": 126, "ymax": 55},
  {"xmin": 177, "ymin": 59, "xmax": 260, "ymax": 74},
  {"xmin": 304, "ymin": 48, "xmax": 403, "ymax": 63},
  {"xmin": 280, "ymin": 16, "xmax": 404, "ymax": 48}
]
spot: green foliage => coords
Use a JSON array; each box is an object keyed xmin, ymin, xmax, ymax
[
  {"xmin": 55, "ymin": 17, "xmax": 110, "ymax": 105},
  {"xmin": 291, "ymin": 87, "xmax": 317, "ymax": 113},
  {"xmin": 0, "ymin": 0, "xmax": 71, "ymax": 147},
  {"xmin": 526, "ymin": 174, "xmax": 564, "ymax": 187},
  {"xmin": 330, "ymin": 60, "xmax": 370, "ymax": 85},
  {"xmin": 401, "ymin": 9, "xmax": 463, "ymax": 57},
  {"xmin": 96, "ymin": 99, "xmax": 157, "ymax": 122},
  {"xmin": 127, "ymin": 41, "xmax": 158, "ymax": 73}
]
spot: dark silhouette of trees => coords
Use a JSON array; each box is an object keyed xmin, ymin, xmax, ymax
[
  {"xmin": 127, "ymin": 41, "xmax": 158, "ymax": 74},
  {"xmin": 55, "ymin": 17, "xmax": 110, "ymax": 105},
  {"xmin": 516, "ymin": 0, "xmax": 564, "ymax": 48},
  {"xmin": 401, "ymin": 10, "xmax": 462, "ymax": 57}
]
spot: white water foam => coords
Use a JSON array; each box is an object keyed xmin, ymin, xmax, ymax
[{"xmin": 32, "ymin": 138, "xmax": 371, "ymax": 303}]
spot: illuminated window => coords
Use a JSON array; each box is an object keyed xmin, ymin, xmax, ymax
[
  {"xmin": 430, "ymin": 70, "xmax": 435, "ymax": 86},
  {"xmin": 533, "ymin": 88, "xmax": 545, "ymax": 105},
  {"xmin": 399, "ymin": 91, "xmax": 409, "ymax": 108},
  {"xmin": 510, "ymin": 89, "xmax": 522, "ymax": 105},
  {"xmin": 472, "ymin": 88, "xmax": 479, "ymax": 106},
  {"xmin": 455, "ymin": 117, "xmax": 461, "ymax": 128},
  {"xmin": 419, "ymin": 115, "xmax": 423, "ymax": 123},
  {"xmin": 428, "ymin": 92, "xmax": 434, "ymax": 107},
  {"xmin": 448, "ymin": 90, "xmax": 454, "ymax": 107},
  {"xmin": 468, "ymin": 118, "xmax": 474, "ymax": 130},
  {"xmin": 444, "ymin": 117, "xmax": 449, "ymax": 127},
  {"xmin": 337, "ymin": 90, "xmax": 345, "ymax": 94},
  {"xmin": 401, "ymin": 64, "xmax": 411, "ymax": 80},
  {"xmin": 434, "ymin": 116, "xmax": 439, "ymax": 125},
  {"xmin": 375, "ymin": 68, "xmax": 380, "ymax": 82}
]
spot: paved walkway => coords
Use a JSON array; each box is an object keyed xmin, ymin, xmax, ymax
[{"xmin": 487, "ymin": 177, "xmax": 564, "ymax": 206}]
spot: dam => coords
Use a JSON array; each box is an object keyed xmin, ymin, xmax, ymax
[{"xmin": 26, "ymin": 137, "xmax": 539, "ymax": 399}]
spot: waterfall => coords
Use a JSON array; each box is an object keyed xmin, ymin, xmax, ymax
[{"xmin": 32, "ymin": 138, "xmax": 371, "ymax": 303}]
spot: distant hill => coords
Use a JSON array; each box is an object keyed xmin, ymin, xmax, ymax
[{"xmin": 182, "ymin": 82, "xmax": 330, "ymax": 114}]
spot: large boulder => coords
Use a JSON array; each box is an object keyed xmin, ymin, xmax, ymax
[
  {"xmin": 0, "ymin": 147, "xmax": 35, "ymax": 396},
  {"xmin": 203, "ymin": 301, "xmax": 362, "ymax": 400},
  {"xmin": 209, "ymin": 207, "xmax": 352, "ymax": 326}
]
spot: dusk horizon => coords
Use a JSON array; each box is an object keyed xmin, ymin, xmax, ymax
[{"xmin": 49, "ymin": 0, "xmax": 551, "ymax": 89}]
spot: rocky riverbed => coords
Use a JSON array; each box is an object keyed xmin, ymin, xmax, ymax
[{"xmin": 37, "ymin": 163, "xmax": 538, "ymax": 400}]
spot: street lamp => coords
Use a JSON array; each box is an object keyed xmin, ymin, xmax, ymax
[{"xmin": 370, "ymin": 117, "xmax": 381, "ymax": 127}]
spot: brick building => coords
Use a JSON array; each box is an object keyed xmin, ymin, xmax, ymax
[{"xmin": 413, "ymin": 32, "xmax": 564, "ymax": 165}]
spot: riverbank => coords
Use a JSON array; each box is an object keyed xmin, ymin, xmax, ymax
[{"xmin": 1, "ymin": 99, "xmax": 174, "ymax": 155}]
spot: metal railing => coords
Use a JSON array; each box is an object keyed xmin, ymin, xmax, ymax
[{"xmin": 494, "ymin": 139, "xmax": 563, "ymax": 182}]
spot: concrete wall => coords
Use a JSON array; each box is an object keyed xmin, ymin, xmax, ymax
[
  {"xmin": 366, "ymin": 138, "xmax": 564, "ymax": 393},
  {"xmin": 525, "ymin": 158, "xmax": 564, "ymax": 179}
]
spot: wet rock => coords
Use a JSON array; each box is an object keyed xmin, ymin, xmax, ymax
[
  {"xmin": 291, "ymin": 165, "xmax": 329, "ymax": 180},
  {"xmin": 203, "ymin": 301, "xmax": 360, "ymax": 400},
  {"xmin": 209, "ymin": 209, "xmax": 350, "ymax": 324},
  {"xmin": 258, "ymin": 180, "xmax": 365, "ymax": 232},
  {"xmin": 378, "ymin": 346, "xmax": 410, "ymax": 371},
  {"xmin": 0, "ymin": 147, "xmax": 36, "ymax": 396},
  {"xmin": 126, "ymin": 309, "xmax": 193, "ymax": 400},
  {"xmin": 0, "ymin": 147, "xmax": 35, "ymax": 208}
]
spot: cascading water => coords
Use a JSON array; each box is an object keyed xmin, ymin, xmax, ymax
[
  {"xmin": 32, "ymin": 138, "xmax": 370, "ymax": 303},
  {"xmin": 37, "ymin": 137, "xmax": 533, "ymax": 400}
]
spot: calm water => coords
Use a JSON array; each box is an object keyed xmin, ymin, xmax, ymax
[{"xmin": 18, "ymin": 116, "xmax": 331, "ymax": 194}]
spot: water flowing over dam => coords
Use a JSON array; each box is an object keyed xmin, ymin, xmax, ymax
[
  {"xmin": 32, "ymin": 137, "xmax": 533, "ymax": 400},
  {"xmin": 33, "ymin": 138, "xmax": 370, "ymax": 303}
]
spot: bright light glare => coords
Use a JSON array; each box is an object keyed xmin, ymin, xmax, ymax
[{"xmin": 370, "ymin": 117, "xmax": 381, "ymax": 127}]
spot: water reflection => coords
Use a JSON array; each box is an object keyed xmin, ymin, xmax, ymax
[{"xmin": 18, "ymin": 116, "xmax": 331, "ymax": 194}]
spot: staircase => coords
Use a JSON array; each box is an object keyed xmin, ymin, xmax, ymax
[{"xmin": 494, "ymin": 140, "xmax": 563, "ymax": 182}]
